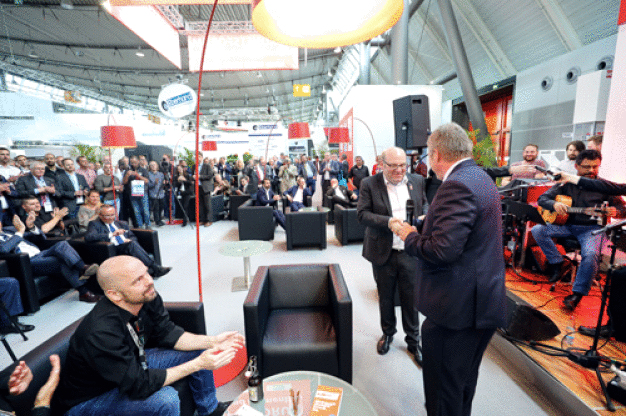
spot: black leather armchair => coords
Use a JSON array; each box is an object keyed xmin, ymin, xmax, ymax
[
  {"xmin": 243, "ymin": 264, "xmax": 352, "ymax": 383},
  {"xmin": 281, "ymin": 195, "xmax": 312, "ymax": 214},
  {"xmin": 0, "ymin": 301, "xmax": 206, "ymax": 416},
  {"xmin": 228, "ymin": 195, "xmax": 250, "ymax": 221},
  {"xmin": 70, "ymin": 228, "xmax": 162, "ymax": 267},
  {"xmin": 285, "ymin": 210, "xmax": 327, "ymax": 250},
  {"xmin": 238, "ymin": 200, "xmax": 275, "ymax": 241},
  {"xmin": 210, "ymin": 195, "xmax": 226, "ymax": 222},
  {"xmin": 333, "ymin": 205, "xmax": 366, "ymax": 246}
]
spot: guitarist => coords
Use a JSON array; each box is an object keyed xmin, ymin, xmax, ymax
[{"xmin": 531, "ymin": 149, "xmax": 626, "ymax": 310}]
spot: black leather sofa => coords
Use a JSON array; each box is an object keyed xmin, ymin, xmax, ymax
[
  {"xmin": 0, "ymin": 302, "xmax": 206, "ymax": 416},
  {"xmin": 333, "ymin": 205, "xmax": 366, "ymax": 246},
  {"xmin": 285, "ymin": 209, "xmax": 327, "ymax": 250},
  {"xmin": 237, "ymin": 200, "xmax": 275, "ymax": 241},
  {"xmin": 243, "ymin": 264, "xmax": 352, "ymax": 383},
  {"xmin": 228, "ymin": 195, "xmax": 250, "ymax": 221}
]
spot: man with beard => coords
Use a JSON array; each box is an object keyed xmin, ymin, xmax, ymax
[
  {"xmin": 509, "ymin": 144, "xmax": 547, "ymax": 181},
  {"xmin": 556, "ymin": 140, "xmax": 585, "ymax": 174},
  {"xmin": 531, "ymin": 149, "xmax": 626, "ymax": 309},
  {"xmin": 55, "ymin": 256, "xmax": 244, "ymax": 416},
  {"xmin": 44, "ymin": 153, "xmax": 61, "ymax": 181}
]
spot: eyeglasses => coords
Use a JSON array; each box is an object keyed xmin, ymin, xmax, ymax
[{"xmin": 384, "ymin": 162, "xmax": 407, "ymax": 170}]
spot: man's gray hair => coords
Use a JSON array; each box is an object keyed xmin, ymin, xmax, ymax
[{"xmin": 428, "ymin": 123, "xmax": 473, "ymax": 162}]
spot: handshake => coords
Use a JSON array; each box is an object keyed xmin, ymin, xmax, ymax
[{"xmin": 388, "ymin": 217, "xmax": 423, "ymax": 241}]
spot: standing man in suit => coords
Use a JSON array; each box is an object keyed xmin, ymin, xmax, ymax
[
  {"xmin": 357, "ymin": 146, "xmax": 427, "ymax": 365},
  {"xmin": 391, "ymin": 123, "xmax": 506, "ymax": 416},
  {"xmin": 198, "ymin": 157, "xmax": 214, "ymax": 227},
  {"xmin": 320, "ymin": 154, "xmax": 340, "ymax": 199},
  {"xmin": 15, "ymin": 162, "xmax": 57, "ymax": 214},
  {"xmin": 84, "ymin": 205, "xmax": 172, "ymax": 278},
  {"xmin": 55, "ymin": 158, "xmax": 89, "ymax": 219},
  {"xmin": 298, "ymin": 155, "xmax": 318, "ymax": 196}
]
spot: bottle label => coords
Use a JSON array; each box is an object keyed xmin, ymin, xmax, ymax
[{"xmin": 249, "ymin": 385, "xmax": 259, "ymax": 402}]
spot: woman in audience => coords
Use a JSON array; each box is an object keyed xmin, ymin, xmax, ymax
[
  {"xmin": 148, "ymin": 161, "xmax": 165, "ymax": 227},
  {"xmin": 212, "ymin": 174, "xmax": 231, "ymax": 196},
  {"xmin": 77, "ymin": 190, "xmax": 102, "ymax": 233},
  {"xmin": 371, "ymin": 155, "xmax": 384, "ymax": 175},
  {"xmin": 278, "ymin": 158, "xmax": 297, "ymax": 194},
  {"xmin": 173, "ymin": 164, "xmax": 194, "ymax": 227},
  {"xmin": 231, "ymin": 159, "xmax": 244, "ymax": 187}
]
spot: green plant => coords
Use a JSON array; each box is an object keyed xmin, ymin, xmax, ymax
[
  {"xmin": 226, "ymin": 154, "xmax": 239, "ymax": 164},
  {"xmin": 243, "ymin": 152, "xmax": 253, "ymax": 164},
  {"xmin": 70, "ymin": 143, "xmax": 105, "ymax": 163},
  {"xmin": 179, "ymin": 147, "xmax": 196, "ymax": 168},
  {"xmin": 316, "ymin": 142, "xmax": 329, "ymax": 158},
  {"xmin": 468, "ymin": 129, "xmax": 497, "ymax": 168}
]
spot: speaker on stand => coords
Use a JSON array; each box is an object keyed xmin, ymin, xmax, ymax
[{"xmin": 392, "ymin": 95, "xmax": 431, "ymax": 151}]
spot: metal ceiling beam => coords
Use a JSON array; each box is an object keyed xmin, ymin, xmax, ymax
[
  {"xmin": 411, "ymin": 9, "xmax": 452, "ymax": 62},
  {"xmin": 450, "ymin": 0, "xmax": 516, "ymax": 77},
  {"xmin": 534, "ymin": 0, "xmax": 582, "ymax": 51}
]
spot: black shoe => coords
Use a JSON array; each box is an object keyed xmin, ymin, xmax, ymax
[
  {"xmin": 152, "ymin": 266, "xmax": 172, "ymax": 278},
  {"xmin": 0, "ymin": 321, "xmax": 35, "ymax": 335},
  {"xmin": 546, "ymin": 262, "xmax": 564, "ymax": 283},
  {"xmin": 206, "ymin": 401, "xmax": 232, "ymax": 416},
  {"xmin": 563, "ymin": 292, "xmax": 583, "ymax": 310},
  {"xmin": 407, "ymin": 344, "xmax": 423, "ymax": 367},
  {"xmin": 579, "ymin": 324, "xmax": 613, "ymax": 338},
  {"xmin": 377, "ymin": 334, "xmax": 393, "ymax": 355},
  {"xmin": 79, "ymin": 290, "xmax": 102, "ymax": 303}
]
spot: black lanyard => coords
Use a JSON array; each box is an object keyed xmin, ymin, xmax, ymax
[{"xmin": 127, "ymin": 318, "xmax": 148, "ymax": 370}]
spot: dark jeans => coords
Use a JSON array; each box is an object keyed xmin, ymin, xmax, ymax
[
  {"xmin": 371, "ymin": 250, "xmax": 419, "ymax": 347},
  {"xmin": 150, "ymin": 197, "xmax": 164, "ymax": 224},
  {"xmin": 0, "ymin": 277, "xmax": 23, "ymax": 327},
  {"xmin": 305, "ymin": 178, "xmax": 316, "ymax": 195},
  {"xmin": 115, "ymin": 241, "xmax": 155, "ymax": 270},
  {"xmin": 66, "ymin": 349, "xmax": 218, "ymax": 416}
]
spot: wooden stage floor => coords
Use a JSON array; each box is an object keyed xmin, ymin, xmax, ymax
[{"xmin": 504, "ymin": 266, "xmax": 626, "ymax": 415}]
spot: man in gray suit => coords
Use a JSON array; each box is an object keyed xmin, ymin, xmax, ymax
[
  {"xmin": 357, "ymin": 146, "xmax": 427, "ymax": 366},
  {"xmin": 392, "ymin": 123, "xmax": 506, "ymax": 416},
  {"xmin": 198, "ymin": 157, "xmax": 214, "ymax": 226}
]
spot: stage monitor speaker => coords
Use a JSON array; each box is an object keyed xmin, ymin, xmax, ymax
[
  {"xmin": 504, "ymin": 297, "xmax": 560, "ymax": 341},
  {"xmin": 393, "ymin": 95, "xmax": 430, "ymax": 150}
]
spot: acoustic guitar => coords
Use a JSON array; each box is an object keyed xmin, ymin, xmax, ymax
[{"xmin": 537, "ymin": 195, "xmax": 609, "ymax": 225}]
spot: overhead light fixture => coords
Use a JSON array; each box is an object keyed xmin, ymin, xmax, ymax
[
  {"xmin": 257, "ymin": 71, "xmax": 263, "ymax": 78},
  {"xmin": 252, "ymin": 0, "xmax": 403, "ymax": 48},
  {"xmin": 60, "ymin": 0, "xmax": 74, "ymax": 9},
  {"xmin": 288, "ymin": 122, "xmax": 310, "ymax": 140},
  {"xmin": 135, "ymin": 47, "xmax": 145, "ymax": 57},
  {"xmin": 334, "ymin": 46, "xmax": 342, "ymax": 53},
  {"xmin": 27, "ymin": 46, "xmax": 38, "ymax": 58}
]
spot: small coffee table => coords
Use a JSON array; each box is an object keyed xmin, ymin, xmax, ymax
[
  {"xmin": 226, "ymin": 370, "xmax": 377, "ymax": 415},
  {"xmin": 300, "ymin": 206, "xmax": 330, "ymax": 213},
  {"xmin": 219, "ymin": 240, "xmax": 273, "ymax": 292}
]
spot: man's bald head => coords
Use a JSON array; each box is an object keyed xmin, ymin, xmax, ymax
[{"xmin": 97, "ymin": 256, "xmax": 143, "ymax": 292}]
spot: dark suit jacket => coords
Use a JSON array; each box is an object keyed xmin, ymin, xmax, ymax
[
  {"xmin": 198, "ymin": 163, "xmax": 215, "ymax": 194},
  {"xmin": 320, "ymin": 160, "xmax": 340, "ymax": 180},
  {"xmin": 255, "ymin": 188, "xmax": 278, "ymax": 207},
  {"xmin": 283, "ymin": 186, "xmax": 313, "ymax": 201},
  {"xmin": 298, "ymin": 161, "xmax": 318, "ymax": 179},
  {"xmin": 84, "ymin": 218, "xmax": 137, "ymax": 243},
  {"xmin": 404, "ymin": 159, "xmax": 506, "ymax": 330},
  {"xmin": 326, "ymin": 185, "xmax": 355, "ymax": 200},
  {"xmin": 15, "ymin": 174, "xmax": 58, "ymax": 207},
  {"xmin": 357, "ymin": 172, "xmax": 427, "ymax": 266},
  {"xmin": 55, "ymin": 171, "xmax": 89, "ymax": 214}
]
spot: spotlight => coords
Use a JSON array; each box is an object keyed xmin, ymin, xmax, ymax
[{"xmin": 135, "ymin": 47, "xmax": 145, "ymax": 57}]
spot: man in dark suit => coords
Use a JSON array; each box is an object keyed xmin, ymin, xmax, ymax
[
  {"xmin": 55, "ymin": 158, "xmax": 89, "ymax": 218},
  {"xmin": 320, "ymin": 154, "xmax": 340, "ymax": 198},
  {"xmin": 298, "ymin": 155, "xmax": 318, "ymax": 195},
  {"xmin": 283, "ymin": 177, "xmax": 312, "ymax": 212},
  {"xmin": 198, "ymin": 157, "xmax": 215, "ymax": 227},
  {"xmin": 256, "ymin": 178, "xmax": 286, "ymax": 229},
  {"xmin": 357, "ymin": 147, "xmax": 427, "ymax": 366},
  {"xmin": 15, "ymin": 162, "xmax": 57, "ymax": 213},
  {"xmin": 232, "ymin": 175, "xmax": 255, "ymax": 196},
  {"xmin": 392, "ymin": 123, "xmax": 507, "ymax": 416},
  {"xmin": 326, "ymin": 178, "xmax": 358, "ymax": 208},
  {"xmin": 84, "ymin": 205, "xmax": 171, "ymax": 278}
]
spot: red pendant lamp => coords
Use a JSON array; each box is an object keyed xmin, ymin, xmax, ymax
[
  {"xmin": 202, "ymin": 140, "xmax": 218, "ymax": 151},
  {"xmin": 328, "ymin": 127, "xmax": 350, "ymax": 143},
  {"xmin": 288, "ymin": 122, "xmax": 310, "ymax": 139}
]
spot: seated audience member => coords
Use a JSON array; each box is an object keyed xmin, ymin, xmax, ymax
[
  {"xmin": 212, "ymin": 174, "xmax": 230, "ymax": 196},
  {"xmin": 256, "ymin": 178, "xmax": 286, "ymax": 229},
  {"xmin": 15, "ymin": 162, "xmax": 57, "ymax": 214},
  {"xmin": 0, "ymin": 215, "xmax": 100, "ymax": 303},
  {"xmin": 84, "ymin": 205, "xmax": 171, "ymax": 278},
  {"xmin": 0, "ymin": 276, "xmax": 35, "ymax": 334},
  {"xmin": 556, "ymin": 140, "xmax": 585, "ymax": 174},
  {"xmin": 55, "ymin": 158, "xmax": 89, "ymax": 219},
  {"xmin": 77, "ymin": 190, "xmax": 102, "ymax": 233},
  {"xmin": 326, "ymin": 178, "xmax": 358, "ymax": 208},
  {"xmin": 283, "ymin": 176, "xmax": 312, "ymax": 212},
  {"xmin": 94, "ymin": 162, "xmax": 123, "ymax": 212},
  {"xmin": 55, "ymin": 256, "xmax": 244, "ymax": 416},
  {"xmin": 1, "ymin": 355, "xmax": 61, "ymax": 415},
  {"xmin": 348, "ymin": 156, "xmax": 370, "ymax": 197},
  {"xmin": 531, "ymin": 149, "xmax": 626, "ymax": 310},
  {"xmin": 19, "ymin": 196, "xmax": 69, "ymax": 237},
  {"xmin": 509, "ymin": 144, "xmax": 547, "ymax": 181},
  {"xmin": 587, "ymin": 134, "xmax": 602, "ymax": 153},
  {"xmin": 232, "ymin": 175, "xmax": 255, "ymax": 196}
]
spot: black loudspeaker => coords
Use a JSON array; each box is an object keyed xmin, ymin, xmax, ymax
[
  {"xmin": 504, "ymin": 297, "xmax": 560, "ymax": 341},
  {"xmin": 392, "ymin": 95, "xmax": 430, "ymax": 150},
  {"xmin": 609, "ymin": 266, "xmax": 626, "ymax": 342}
]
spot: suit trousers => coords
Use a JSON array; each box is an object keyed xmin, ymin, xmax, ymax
[
  {"xmin": 199, "ymin": 190, "xmax": 212, "ymax": 223},
  {"xmin": 371, "ymin": 250, "xmax": 419, "ymax": 347},
  {"xmin": 0, "ymin": 278, "xmax": 23, "ymax": 327},
  {"xmin": 115, "ymin": 241, "xmax": 155, "ymax": 270},
  {"xmin": 421, "ymin": 319, "xmax": 495, "ymax": 416},
  {"xmin": 31, "ymin": 241, "xmax": 84, "ymax": 289}
]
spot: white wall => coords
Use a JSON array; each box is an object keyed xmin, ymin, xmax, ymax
[{"xmin": 339, "ymin": 85, "xmax": 443, "ymax": 167}]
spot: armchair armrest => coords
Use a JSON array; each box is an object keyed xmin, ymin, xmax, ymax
[
  {"xmin": 164, "ymin": 301, "xmax": 206, "ymax": 335},
  {"xmin": 0, "ymin": 259, "xmax": 9, "ymax": 277},
  {"xmin": 328, "ymin": 264, "xmax": 353, "ymax": 383},
  {"xmin": 243, "ymin": 266, "xmax": 271, "ymax": 370},
  {"xmin": 0, "ymin": 252, "xmax": 40, "ymax": 313},
  {"xmin": 68, "ymin": 238, "xmax": 116, "ymax": 265},
  {"xmin": 132, "ymin": 229, "xmax": 162, "ymax": 267}
]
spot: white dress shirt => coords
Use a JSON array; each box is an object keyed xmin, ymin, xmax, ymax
[{"xmin": 383, "ymin": 175, "xmax": 410, "ymax": 251}]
